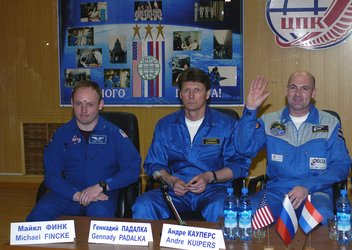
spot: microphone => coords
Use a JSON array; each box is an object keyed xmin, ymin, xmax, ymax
[
  {"xmin": 153, "ymin": 171, "xmax": 188, "ymax": 226},
  {"xmin": 153, "ymin": 171, "xmax": 168, "ymax": 189}
]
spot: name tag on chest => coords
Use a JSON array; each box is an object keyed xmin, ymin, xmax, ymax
[
  {"xmin": 309, "ymin": 157, "xmax": 327, "ymax": 170},
  {"xmin": 202, "ymin": 138, "xmax": 220, "ymax": 145},
  {"xmin": 89, "ymin": 135, "xmax": 107, "ymax": 144}
]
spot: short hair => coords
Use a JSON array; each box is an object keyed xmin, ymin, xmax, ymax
[
  {"xmin": 72, "ymin": 80, "xmax": 102, "ymax": 101},
  {"xmin": 288, "ymin": 71, "xmax": 316, "ymax": 88},
  {"xmin": 177, "ymin": 68, "xmax": 211, "ymax": 91}
]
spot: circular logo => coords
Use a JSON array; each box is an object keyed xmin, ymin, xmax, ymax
[
  {"xmin": 266, "ymin": 0, "xmax": 352, "ymax": 49},
  {"xmin": 137, "ymin": 56, "xmax": 160, "ymax": 80},
  {"xmin": 270, "ymin": 122, "xmax": 286, "ymax": 136}
]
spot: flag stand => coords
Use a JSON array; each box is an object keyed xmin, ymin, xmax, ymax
[
  {"xmin": 263, "ymin": 225, "xmax": 274, "ymax": 250},
  {"xmin": 304, "ymin": 233, "xmax": 315, "ymax": 250}
]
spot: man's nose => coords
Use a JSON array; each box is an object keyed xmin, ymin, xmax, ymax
[{"xmin": 81, "ymin": 104, "xmax": 87, "ymax": 112}]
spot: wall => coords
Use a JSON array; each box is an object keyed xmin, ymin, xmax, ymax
[{"xmin": 0, "ymin": 0, "xmax": 351, "ymax": 181}]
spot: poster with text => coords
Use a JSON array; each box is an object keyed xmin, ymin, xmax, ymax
[{"xmin": 59, "ymin": 0, "xmax": 244, "ymax": 106}]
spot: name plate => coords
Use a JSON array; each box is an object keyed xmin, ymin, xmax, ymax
[
  {"xmin": 88, "ymin": 220, "xmax": 153, "ymax": 246},
  {"xmin": 160, "ymin": 223, "xmax": 225, "ymax": 250},
  {"xmin": 10, "ymin": 220, "xmax": 75, "ymax": 245}
]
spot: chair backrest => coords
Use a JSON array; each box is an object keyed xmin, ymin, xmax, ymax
[
  {"xmin": 100, "ymin": 111, "xmax": 141, "ymax": 218},
  {"xmin": 322, "ymin": 109, "xmax": 341, "ymax": 122},
  {"xmin": 100, "ymin": 111, "xmax": 140, "ymax": 152},
  {"xmin": 213, "ymin": 107, "xmax": 240, "ymax": 121}
]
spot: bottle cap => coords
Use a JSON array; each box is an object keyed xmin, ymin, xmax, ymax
[
  {"xmin": 340, "ymin": 189, "xmax": 347, "ymax": 196},
  {"xmin": 241, "ymin": 187, "xmax": 248, "ymax": 194},
  {"xmin": 227, "ymin": 187, "xmax": 233, "ymax": 194}
]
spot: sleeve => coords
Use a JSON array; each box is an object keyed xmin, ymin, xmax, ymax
[
  {"xmin": 223, "ymin": 123, "xmax": 252, "ymax": 179},
  {"xmin": 302, "ymin": 124, "xmax": 351, "ymax": 192},
  {"xmin": 105, "ymin": 129, "xmax": 141, "ymax": 191},
  {"xmin": 144, "ymin": 123, "xmax": 170, "ymax": 176},
  {"xmin": 44, "ymin": 132, "xmax": 78, "ymax": 200},
  {"xmin": 234, "ymin": 107, "xmax": 267, "ymax": 158}
]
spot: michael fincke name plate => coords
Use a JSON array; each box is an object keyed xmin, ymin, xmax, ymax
[
  {"xmin": 88, "ymin": 220, "xmax": 153, "ymax": 246},
  {"xmin": 10, "ymin": 220, "xmax": 75, "ymax": 245}
]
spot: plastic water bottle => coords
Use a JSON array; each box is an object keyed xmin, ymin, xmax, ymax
[
  {"xmin": 223, "ymin": 187, "xmax": 238, "ymax": 240},
  {"xmin": 336, "ymin": 189, "xmax": 351, "ymax": 245},
  {"xmin": 238, "ymin": 187, "xmax": 252, "ymax": 241}
]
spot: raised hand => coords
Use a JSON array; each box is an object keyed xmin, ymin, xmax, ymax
[{"xmin": 246, "ymin": 76, "xmax": 270, "ymax": 110}]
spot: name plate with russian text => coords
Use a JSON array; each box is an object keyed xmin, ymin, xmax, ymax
[
  {"xmin": 160, "ymin": 223, "xmax": 225, "ymax": 250},
  {"xmin": 88, "ymin": 220, "xmax": 153, "ymax": 246},
  {"xmin": 10, "ymin": 220, "xmax": 75, "ymax": 245}
]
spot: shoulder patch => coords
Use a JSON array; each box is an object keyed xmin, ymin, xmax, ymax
[
  {"xmin": 46, "ymin": 133, "xmax": 55, "ymax": 147},
  {"xmin": 119, "ymin": 129, "xmax": 129, "ymax": 138},
  {"xmin": 338, "ymin": 128, "xmax": 346, "ymax": 142}
]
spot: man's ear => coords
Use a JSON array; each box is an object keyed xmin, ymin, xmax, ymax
[
  {"xmin": 206, "ymin": 90, "xmax": 210, "ymax": 100},
  {"xmin": 99, "ymin": 99, "xmax": 104, "ymax": 110}
]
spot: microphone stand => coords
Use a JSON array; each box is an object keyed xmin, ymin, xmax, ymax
[{"xmin": 160, "ymin": 184, "xmax": 188, "ymax": 226}]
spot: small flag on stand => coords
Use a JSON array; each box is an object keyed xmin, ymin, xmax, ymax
[
  {"xmin": 252, "ymin": 192, "xmax": 274, "ymax": 230},
  {"xmin": 299, "ymin": 195, "xmax": 323, "ymax": 234},
  {"xmin": 276, "ymin": 195, "xmax": 298, "ymax": 246}
]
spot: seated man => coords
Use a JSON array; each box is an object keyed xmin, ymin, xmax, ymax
[
  {"xmin": 27, "ymin": 80, "xmax": 141, "ymax": 221},
  {"xmin": 132, "ymin": 68, "xmax": 251, "ymax": 222},
  {"xmin": 235, "ymin": 71, "xmax": 351, "ymax": 224}
]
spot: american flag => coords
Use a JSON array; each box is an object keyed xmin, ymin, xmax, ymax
[
  {"xmin": 252, "ymin": 193, "xmax": 274, "ymax": 230},
  {"xmin": 132, "ymin": 41, "xmax": 142, "ymax": 97}
]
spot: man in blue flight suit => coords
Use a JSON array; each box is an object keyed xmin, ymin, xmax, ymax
[
  {"xmin": 27, "ymin": 80, "xmax": 141, "ymax": 221},
  {"xmin": 132, "ymin": 68, "xmax": 251, "ymax": 222},
  {"xmin": 235, "ymin": 71, "xmax": 351, "ymax": 224}
]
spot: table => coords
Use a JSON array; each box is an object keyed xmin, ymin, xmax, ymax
[{"xmin": 3, "ymin": 216, "xmax": 349, "ymax": 250}]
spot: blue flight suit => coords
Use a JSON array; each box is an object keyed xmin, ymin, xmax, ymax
[
  {"xmin": 132, "ymin": 107, "xmax": 251, "ymax": 222},
  {"xmin": 27, "ymin": 115, "xmax": 141, "ymax": 221},
  {"xmin": 235, "ymin": 105, "xmax": 351, "ymax": 224}
]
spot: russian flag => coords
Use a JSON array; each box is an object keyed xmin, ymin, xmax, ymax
[
  {"xmin": 276, "ymin": 195, "xmax": 298, "ymax": 246},
  {"xmin": 299, "ymin": 196, "xmax": 323, "ymax": 234}
]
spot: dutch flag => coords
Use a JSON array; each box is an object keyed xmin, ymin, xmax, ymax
[{"xmin": 299, "ymin": 195, "xmax": 323, "ymax": 234}]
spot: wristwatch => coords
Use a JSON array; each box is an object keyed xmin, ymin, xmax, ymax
[
  {"xmin": 99, "ymin": 181, "xmax": 107, "ymax": 192},
  {"xmin": 211, "ymin": 171, "xmax": 218, "ymax": 183}
]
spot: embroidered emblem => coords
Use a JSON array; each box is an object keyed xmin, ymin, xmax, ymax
[
  {"xmin": 89, "ymin": 135, "xmax": 107, "ymax": 144},
  {"xmin": 270, "ymin": 122, "xmax": 286, "ymax": 136},
  {"xmin": 72, "ymin": 135, "xmax": 81, "ymax": 144}
]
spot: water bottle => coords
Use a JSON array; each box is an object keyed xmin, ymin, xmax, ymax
[
  {"xmin": 336, "ymin": 189, "xmax": 351, "ymax": 245},
  {"xmin": 238, "ymin": 187, "xmax": 252, "ymax": 241},
  {"xmin": 223, "ymin": 187, "xmax": 238, "ymax": 240}
]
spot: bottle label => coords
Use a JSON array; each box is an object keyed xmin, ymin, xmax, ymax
[
  {"xmin": 239, "ymin": 210, "xmax": 252, "ymax": 229},
  {"xmin": 224, "ymin": 210, "xmax": 237, "ymax": 228},
  {"xmin": 337, "ymin": 212, "xmax": 351, "ymax": 232}
]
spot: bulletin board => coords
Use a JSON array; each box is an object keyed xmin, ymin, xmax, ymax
[{"xmin": 58, "ymin": 0, "xmax": 244, "ymax": 106}]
